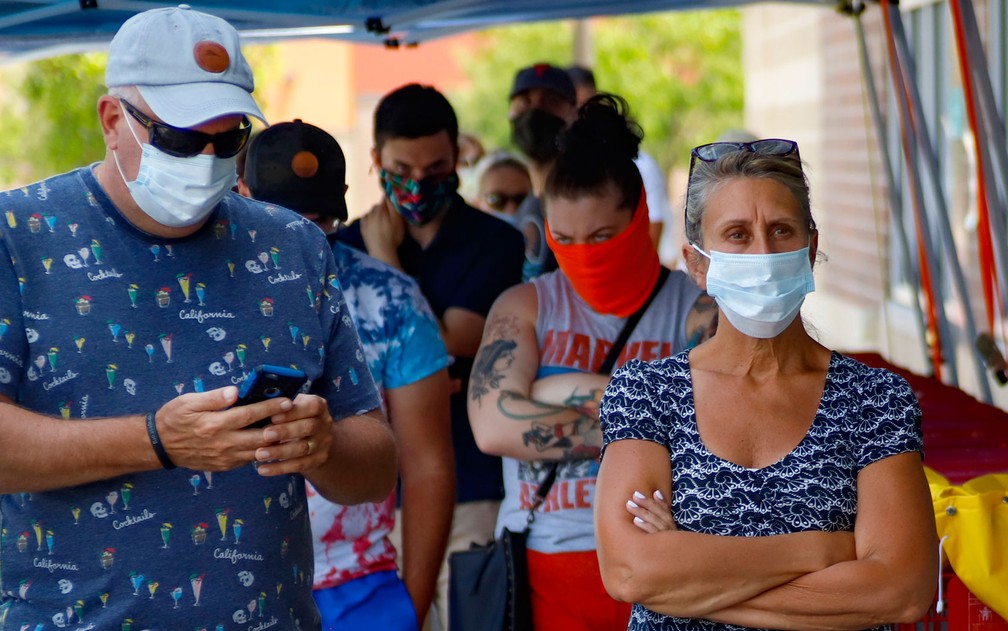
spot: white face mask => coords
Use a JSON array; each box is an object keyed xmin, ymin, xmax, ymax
[
  {"xmin": 114, "ymin": 103, "xmax": 237, "ymax": 228},
  {"xmin": 692, "ymin": 243, "xmax": 815, "ymax": 339}
]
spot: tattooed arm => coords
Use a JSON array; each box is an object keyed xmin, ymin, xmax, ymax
[{"xmin": 468, "ymin": 284, "xmax": 605, "ymax": 462}]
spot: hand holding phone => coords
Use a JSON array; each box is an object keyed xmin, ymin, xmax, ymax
[{"xmin": 235, "ymin": 364, "xmax": 308, "ymax": 428}]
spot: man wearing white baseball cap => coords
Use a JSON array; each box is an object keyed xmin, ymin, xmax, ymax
[{"xmin": 0, "ymin": 6, "xmax": 396, "ymax": 630}]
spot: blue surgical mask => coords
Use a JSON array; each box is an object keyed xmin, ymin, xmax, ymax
[
  {"xmin": 692, "ymin": 243, "xmax": 815, "ymax": 338},
  {"xmin": 114, "ymin": 102, "xmax": 236, "ymax": 228}
]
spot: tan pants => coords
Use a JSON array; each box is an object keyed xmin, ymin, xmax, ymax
[{"xmin": 389, "ymin": 500, "xmax": 501, "ymax": 631}]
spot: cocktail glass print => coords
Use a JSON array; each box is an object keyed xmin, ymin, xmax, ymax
[
  {"xmin": 159, "ymin": 334, "xmax": 173, "ymax": 363},
  {"xmin": 160, "ymin": 523, "xmax": 172, "ymax": 549},
  {"xmin": 129, "ymin": 572, "xmax": 144, "ymax": 596},
  {"xmin": 189, "ymin": 574, "xmax": 204, "ymax": 607},
  {"xmin": 121, "ymin": 484, "xmax": 133, "ymax": 510},
  {"xmin": 177, "ymin": 273, "xmax": 192, "ymax": 303},
  {"xmin": 232, "ymin": 519, "xmax": 244, "ymax": 545},
  {"xmin": 216, "ymin": 509, "xmax": 228, "ymax": 541},
  {"xmin": 147, "ymin": 582, "xmax": 159, "ymax": 600},
  {"xmin": 189, "ymin": 474, "xmax": 202, "ymax": 496},
  {"xmin": 171, "ymin": 586, "xmax": 183, "ymax": 609},
  {"xmin": 196, "ymin": 283, "xmax": 206, "ymax": 306}
]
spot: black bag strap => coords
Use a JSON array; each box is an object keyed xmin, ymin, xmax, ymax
[
  {"xmin": 599, "ymin": 266, "xmax": 671, "ymax": 375},
  {"xmin": 526, "ymin": 266, "xmax": 671, "ymax": 527}
]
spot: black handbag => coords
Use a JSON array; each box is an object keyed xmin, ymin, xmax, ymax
[
  {"xmin": 448, "ymin": 268, "xmax": 670, "ymax": 631},
  {"xmin": 448, "ymin": 467, "xmax": 555, "ymax": 631}
]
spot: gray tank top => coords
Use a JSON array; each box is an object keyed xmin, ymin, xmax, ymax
[{"xmin": 496, "ymin": 268, "xmax": 702, "ymax": 553}]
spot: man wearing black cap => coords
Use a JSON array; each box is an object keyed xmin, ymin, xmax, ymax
[
  {"xmin": 0, "ymin": 8, "xmax": 394, "ymax": 630},
  {"xmin": 508, "ymin": 62, "xmax": 580, "ymax": 280},
  {"xmin": 242, "ymin": 119, "xmax": 455, "ymax": 630}
]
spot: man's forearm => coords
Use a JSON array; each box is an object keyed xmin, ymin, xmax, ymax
[
  {"xmin": 399, "ymin": 472, "xmax": 455, "ymax": 622},
  {"xmin": 306, "ymin": 410, "xmax": 398, "ymax": 504},
  {"xmin": 0, "ymin": 401, "xmax": 159, "ymax": 492}
]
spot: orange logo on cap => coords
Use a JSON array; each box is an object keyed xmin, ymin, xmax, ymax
[
  {"xmin": 291, "ymin": 151, "xmax": 320, "ymax": 179},
  {"xmin": 193, "ymin": 41, "xmax": 230, "ymax": 73}
]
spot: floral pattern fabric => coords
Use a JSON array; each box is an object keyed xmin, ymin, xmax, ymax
[{"xmin": 600, "ymin": 350, "xmax": 922, "ymax": 631}]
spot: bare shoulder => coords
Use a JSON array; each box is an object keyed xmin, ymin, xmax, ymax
[{"xmin": 485, "ymin": 282, "xmax": 538, "ymax": 334}]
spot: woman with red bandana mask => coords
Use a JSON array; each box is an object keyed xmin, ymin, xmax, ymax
[{"xmin": 467, "ymin": 94, "xmax": 716, "ymax": 630}]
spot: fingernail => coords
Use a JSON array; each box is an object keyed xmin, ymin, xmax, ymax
[
  {"xmin": 633, "ymin": 516, "xmax": 645, "ymax": 526},
  {"xmin": 633, "ymin": 491, "xmax": 646, "ymax": 501},
  {"xmin": 654, "ymin": 490, "xmax": 666, "ymax": 502},
  {"xmin": 263, "ymin": 429, "xmax": 278, "ymax": 442},
  {"xmin": 626, "ymin": 500, "xmax": 639, "ymax": 509}
]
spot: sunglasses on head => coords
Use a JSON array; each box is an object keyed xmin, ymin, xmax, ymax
[
  {"xmin": 483, "ymin": 192, "xmax": 528, "ymax": 212},
  {"xmin": 120, "ymin": 99, "xmax": 251, "ymax": 159},
  {"xmin": 685, "ymin": 138, "xmax": 800, "ymax": 215}
]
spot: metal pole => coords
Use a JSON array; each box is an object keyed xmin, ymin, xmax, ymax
[
  {"xmin": 953, "ymin": 0, "xmax": 1008, "ymax": 303},
  {"xmin": 889, "ymin": 1, "xmax": 993, "ymax": 401},
  {"xmin": 881, "ymin": 0, "xmax": 959, "ymax": 385},
  {"xmin": 851, "ymin": 1, "xmax": 930, "ymax": 355}
]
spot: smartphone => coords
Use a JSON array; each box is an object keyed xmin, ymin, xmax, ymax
[{"xmin": 236, "ymin": 364, "xmax": 308, "ymax": 428}]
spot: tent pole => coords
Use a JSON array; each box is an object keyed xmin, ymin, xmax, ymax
[
  {"xmin": 953, "ymin": 0, "xmax": 1008, "ymax": 314},
  {"xmin": 848, "ymin": 0, "xmax": 930, "ymax": 360},
  {"xmin": 888, "ymin": 0, "xmax": 993, "ymax": 401},
  {"xmin": 880, "ymin": 0, "xmax": 959, "ymax": 386}
]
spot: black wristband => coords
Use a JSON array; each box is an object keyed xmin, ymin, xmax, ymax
[{"xmin": 145, "ymin": 412, "xmax": 176, "ymax": 470}]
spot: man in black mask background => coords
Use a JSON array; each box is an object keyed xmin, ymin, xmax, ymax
[{"xmin": 507, "ymin": 63, "xmax": 579, "ymax": 280}]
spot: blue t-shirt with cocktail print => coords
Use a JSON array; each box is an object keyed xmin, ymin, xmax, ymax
[{"xmin": 0, "ymin": 166, "xmax": 380, "ymax": 631}]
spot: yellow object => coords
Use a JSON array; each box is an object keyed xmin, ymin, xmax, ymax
[{"xmin": 928, "ymin": 467, "xmax": 1008, "ymax": 620}]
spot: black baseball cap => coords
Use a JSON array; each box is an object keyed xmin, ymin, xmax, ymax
[
  {"xmin": 243, "ymin": 119, "xmax": 348, "ymax": 222},
  {"xmin": 509, "ymin": 63, "xmax": 577, "ymax": 104}
]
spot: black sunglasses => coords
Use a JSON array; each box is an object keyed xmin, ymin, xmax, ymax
[
  {"xmin": 684, "ymin": 138, "xmax": 800, "ymax": 215},
  {"xmin": 483, "ymin": 192, "xmax": 528, "ymax": 212},
  {"xmin": 121, "ymin": 99, "xmax": 251, "ymax": 159}
]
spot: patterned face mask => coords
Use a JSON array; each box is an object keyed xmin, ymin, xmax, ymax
[{"xmin": 379, "ymin": 170, "xmax": 459, "ymax": 226}]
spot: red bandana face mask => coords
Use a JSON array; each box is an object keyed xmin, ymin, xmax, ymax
[{"xmin": 545, "ymin": 189, "xmax": 661, "ymax": 317}]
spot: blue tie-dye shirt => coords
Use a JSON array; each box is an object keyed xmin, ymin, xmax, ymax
[{"xmin": 309, "ymin": 242, "xmax": 448, "ymax": 590}]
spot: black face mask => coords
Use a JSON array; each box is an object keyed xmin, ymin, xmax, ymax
[{"xmin": 510, "ymin": 109, "xmax": 566, "ymax": 164}]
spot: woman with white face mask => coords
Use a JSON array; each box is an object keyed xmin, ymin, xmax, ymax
[{"xmin": 595, "ymin": 142, "xmax": 939, "ymax": 630}]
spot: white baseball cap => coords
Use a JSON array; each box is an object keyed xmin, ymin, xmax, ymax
[{"xmin": 106, "ymin": 4, "xmax": 267, "ymax": 128}]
